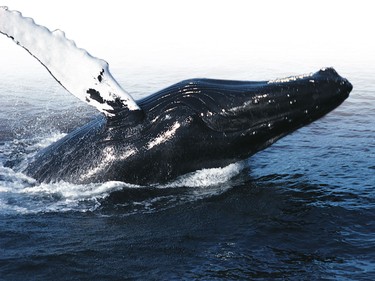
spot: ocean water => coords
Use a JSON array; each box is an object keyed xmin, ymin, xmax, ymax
[{"xmin": 0, "ymin": 58, "xmax": 374, "ymax": 280}]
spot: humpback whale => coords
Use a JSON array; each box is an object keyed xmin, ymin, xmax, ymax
[{"xmin": 0, "ymin": 8, "xmax": 352, "ymax": 185}]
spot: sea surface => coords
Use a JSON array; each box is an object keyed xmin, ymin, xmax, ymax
[{"xmin": 0, "ymin": 58, "xmax": 374, "ymax": 280}]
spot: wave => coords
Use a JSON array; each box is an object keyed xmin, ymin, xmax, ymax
[
  {"xmin": 0, "ymin": 164, "xmax": 131, "ymax": 215},
  {"xmin": 0, "ymin": 157, "xmax": 246, "ymax": 215}
]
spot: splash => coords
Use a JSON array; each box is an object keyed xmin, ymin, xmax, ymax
[
  {"xmin": 0, "ymin": 160, "xmax": 245, "ymax": 215},
  {"xmin": 0, "ymin": 165, "xmax": 131, "ymax": 215},
  {"xmin": 0, "ymin": 132, "xmax": 131, "ymax": 215},
  {"xmin": 163, "ymin": 161, "xmax": 246, "ymax": 188},
  {"xmin": 3, "ymin": 132, "xmax": 66, "ymax": 172}
]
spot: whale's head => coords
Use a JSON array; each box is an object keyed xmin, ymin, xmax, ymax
[
  {"xmin": 136, "ymin": 67, "xmax": 352, "ymax": 179},
  {"xmin": 197, "ymin": 67, "xmax": 352, "ymax": 153}
]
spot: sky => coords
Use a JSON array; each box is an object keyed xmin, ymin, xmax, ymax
[{"xmin": 0, "ymin": 0, "xmax": 374, "ymax": 76}]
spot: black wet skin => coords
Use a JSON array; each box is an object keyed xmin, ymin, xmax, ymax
[{"xmin": 24, "ymin": 68, "xmax": 352, "ymax": 185}]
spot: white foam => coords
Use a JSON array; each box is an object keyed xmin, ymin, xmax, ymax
[
  {"xmin": 0, "ymin": 160, "xmax": 246, "ymax": 215},
  {"xmin": 0, "ymin": 168, "xmax": 133, "ymax": 215},
  {"xmin": 29, "ymin": 132, "xmax": 67, "ymax": 150},
  {"xmin": 10, "ymin": 132, "xmax": 66, "ymax": 172},
  {"xmin": 0, "ymin": 163, "xmax": 138, "ymax": 214},
  {"xmin": 163, "ymin": 161, "xmax": 245, "ymax": 188},
  {"xmin": 20, "ymin": 181, "xmax": 126, "ymax": 201},
  {"xmin": 0, "ymin": 165, "xmax": 37, "ymax": 190}
]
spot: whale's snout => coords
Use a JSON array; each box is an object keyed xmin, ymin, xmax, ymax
[
  {"xmin": 340, "ymin": 77, "xmax": 353, "ymax": 98},
  {"xmin": 305, "ymin": 69, "xmax": 352, "ymax": 121},
  {"xmin": 318, "ymin": 67, "xmax": 352, "ymax": 100}
]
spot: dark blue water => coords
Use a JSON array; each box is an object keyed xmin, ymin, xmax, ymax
[{"xmin": 0, "ymin": 62, "xmax": 374, "ymax": 280}]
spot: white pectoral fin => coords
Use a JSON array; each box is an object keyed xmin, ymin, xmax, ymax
[{"xmin": 0, "ymin": 7, "xmax": 140, "ymax": 116}]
